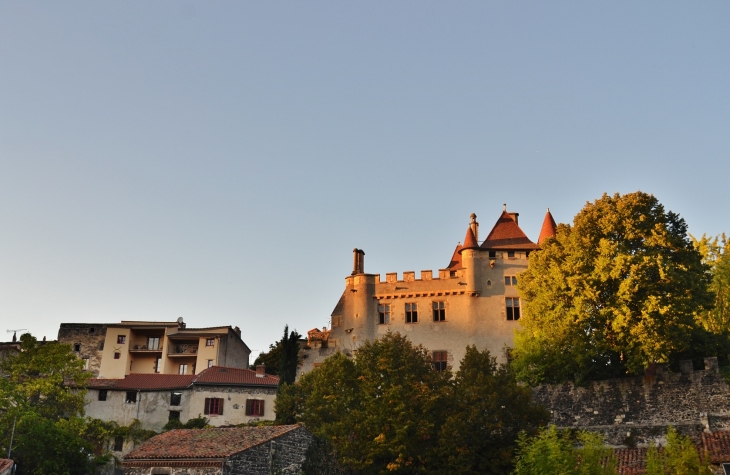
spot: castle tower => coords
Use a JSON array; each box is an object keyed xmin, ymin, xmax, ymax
[{"xmin": 538, "ymin": 208, "xmax": 557, "ymax": 245}]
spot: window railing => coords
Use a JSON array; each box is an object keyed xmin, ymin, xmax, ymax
[{"xmin": 168, "ymin": 345, "xmax": 198, "ymax": 355}]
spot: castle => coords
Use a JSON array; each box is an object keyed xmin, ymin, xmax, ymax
[{"xmin": 300, "ymin": 206, "xmax": 557, "ymax": 375}]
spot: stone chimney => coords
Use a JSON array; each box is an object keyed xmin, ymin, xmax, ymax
[
  {"xmin": 233, "ymin": 326, "xmax": 241, "ymax": 337},
  {"xmin": 256, "ymin": 364, "xmax": 265, "ymax": 378},
  {"xmin": 509, "ymin": 212, "xmax": 519, "ymax": 224},
  {"xmin": 351, "ymin": 248, "xmax": 365, "ymax": 275}
]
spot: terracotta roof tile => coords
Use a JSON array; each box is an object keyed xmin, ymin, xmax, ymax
[
  {"xmin": 84, "ymin": 366, "xmax": 278, "ymax": 391},
  {"xmin": 123, "ymin": 425, "xmax": 302, "ymax": 460},
  {"xmin": 447, "ymin": 243, "xmax": 463, "ymax": 269},
  {"xmin": 194, "ymin": 366, "xmax": 279, "ymax": 387},
  {"xmin": 462, "ymin": 227, "xmax": 478, "ymax": 250},
  {"xmin": 614, "ymin": 448, "xmax": 647, "ymax": 475},
  {"xmin": 702, "ymin": 431, "xmax": 730, "ymax": 464},
  {"xmin": 0, "ymin": 459, "xmax": 14, "ymax": 472},
  {"xmin": 480, "ymin": 211, "xmax": 539, "ymax": 250},
  {"xmin": 115, "ymin": 374, "xmax": 195, "ymax": 390},
  {"xmin": 538, "ymin": 209, "xmax": 557, "ymax": 245}
]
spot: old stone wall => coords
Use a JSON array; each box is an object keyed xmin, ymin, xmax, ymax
[
  {"xmin": 532, "ymin": 357, "xmax": 730, "ymax": 446},
  {"xmin": 58, "ymin": 323, "xmax": 107, "ymax": 376},
  {"xmin": 124, "ymin": 466, "xmax": 221, "ymax": 475},
  {"xmin": 224, "ymin": 426, "xmax": 314, "ymax": 475}
]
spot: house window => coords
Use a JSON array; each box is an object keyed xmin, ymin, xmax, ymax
[
  {"xmin": 117, "ymin": 335, "xmax": 126, "ymax": 344},
  {"xmin": 125, "ymin": 391, "xmax": 137, "ymax": 404},
  {"xmin": 405, "ymin": 303, "xmax": 418, "ymax": 323},
  {"xmin": 246, "ymin": 399, "xmax": 265, "ymax": 417},
  {"xmin": 378, "ymin": 304, "xmax": 391, "ymax": 325},
  {"xmin": 155, "ymin": 358, "xmax": 161, "ymax": 373},
  {"xmin": 98, "ymin": 390, "xmax": 108, "ymax": 401},
  {"xmin": 83, "ymin": 358, "xmax": 90, "ymax": 370},
  {"xmin": 170, "ymin": 392, "xmax": 182, "ymax": 406},
  {"xmin": 179, "ymin": 364, "xmax": 188, "ymax": 375},
  {"xmin": 206, "ymin": 338, "xmax": 215, "ymax": 347},
  {"xmin": 204, "ymin": 397, "xmax": 224, "ymax": 416},
  {"xmin": 507, "ymin": 251, "xmax": 515, "ymax": 258},
  {"xmin": 148, "ymin": 337, "xmax": 160, "ymax": 350},
  {"xmin": 505, "ymin": 276, "xmax": 517, "ymax": 286},
  {"xmin": 113, "ymin": 436, "xmax": 124, "ymax": 452},
  {"xmin": 506, "ymin": 297, "xmax": 521, "ymax": 320},
  {"xmin": 432, "ymin": 302, "xmax": 446, "ymax": 322},
  {"xmin": 113, "ymin": 352, "xmax": 120, "ymax": 360},
  {"xmin": 207, "ymin": 359, "xmax": 214, "ymax": 368},
  {"xmin": 73, "ymin": 343, "xmax": 81, "ymax": 352},
  {"xmin": 169, "ymin": 411, "xmax": 180, "ymax": 422},
  {"xmin": 433, "ymin": 351, "xmax": 448, "ymax": 371}
]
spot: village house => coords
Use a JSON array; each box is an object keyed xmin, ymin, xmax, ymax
[
  {"xmin": 300, "ymin": 206, "xmax": 557, "ymax": 375},
  {"xmin": 0, "ymin": 458, "xmax": 14, "ymax": 475},
  {"xmin": 122, "ymin": 425, "xmax": 313, "ymax": 475},
  {"xmin": 84, "ymin": 365, "xmax": 279, "ymax": 455},
  {"xmin": 58, "ymin": 318, "xmax": 250, "ymax": 378}
]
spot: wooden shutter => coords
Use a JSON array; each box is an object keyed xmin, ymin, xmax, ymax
[
  {"xmin": 204, "ymin": 398, "xmax": 210, "ymax": 415},
  {"xmin": 258, "ymin": 400, "xmax": 264, "ymax": 416},
  {"xmin": 218, "ymin": 398, "xmax": 224, "ymax": 415}
]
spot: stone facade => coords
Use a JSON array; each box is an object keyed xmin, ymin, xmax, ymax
[
  {"xmin": 532, "ymin": 357, "xmax": 730, "ymax": 446},
  {"xmin": 223, "ymin": 426, "xmax": 314, "ymax": 474},
  {"xmin": 57, "ymin": 323, "xmax": 107, "ymax": 376}
]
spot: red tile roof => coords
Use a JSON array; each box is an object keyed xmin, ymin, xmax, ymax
[
  {"xmin": 462, "ymin": 226, "xmax": 478, "ymax": 250},
  {"xmin": 702, "ymin": 431, "xmax": 730, "ymax": 464},
  {"xmin": 0, "ymin": 459, "xmax": 14, "ymax": 473},
  {"xmin": 84, "ymin": 366, "xmax": 278, "ymax": 391},
  {"xmin": 538, "ymin": 209, "xmax": 557, "ymax": 245},
  {"xmin": 195, "ymin": 366, "xmax": 279, "ymax": 386},
  {"xmin": 614, "ymin": 448, "xmax": 647, "ymax": 475},
  {"xmin": 115, "ymin": 374, "xmax": 196, "ymax": 390},
  {"xmin": 124, "ymin": 425, "xmax": 302, "ymax": 461},
  {"xmin": 447, "ymin": 243, "xmax": 463, "ymax": 269},
  {"xmin": 481, "ymin": 211, "xmax": 539, "ymax": 250}
]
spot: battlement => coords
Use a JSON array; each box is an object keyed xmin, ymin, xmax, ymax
[{"xmin": 375, "ymin": 269, "xmax": 462, "ymax": 284}]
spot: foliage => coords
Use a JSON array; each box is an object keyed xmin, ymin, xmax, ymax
[
  {"xmin": 253, "ymin": 324, "xmax": 301, "ymax": 384},
  {"xmin": 162, "ymin": 415, "xmax": 209, "ymax": 431},
  {"xmin": 645, "ymin": 427, "xmax": 713, "ymax": 475},
  {"xmin": 513, "ymin": 192, "xmax": 714, "ymax": 385},
  {"xmin": 434, "ymin": 346, "xmax": 549, "ymax": 475},
  {"xmin": 278, "ymin": 334, "xmax": 547, "ymax": 475},
  {"xmin": 513, "ymin": 425, "xmax": 617, "ymax": 475},
  {"xmin": 301, "ymin": 436, "xmax": 357, "ymax": 475},
  {"xmin": 0, "ymin": 334, "xmax": 109, "ymax": 474},
  {"xmin": 692, "ymin": 234, "xmax": 730, "ymax": 333}
]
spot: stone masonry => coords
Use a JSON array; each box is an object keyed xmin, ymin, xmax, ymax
[{"xmin": 532, "ymin": 357, "xmax": 730, "ymax": 446}]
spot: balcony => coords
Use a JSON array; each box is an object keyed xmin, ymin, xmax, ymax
[
  {"xmin": 129, "ymin": 344, "xmax": 163, "ymax": 354},
  {"xmin": 168, "ymin": 344, "xmax": 198, "ymax": 357}
]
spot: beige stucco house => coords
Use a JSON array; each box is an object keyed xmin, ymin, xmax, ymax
[
  {"xmin": 58, "ymin": 319, "xmax": 250, "ymax": 378},
  {"xmin": 300, "ymin": 206, "xmax": 557, "ymax": 376},
  {"xmin": 84, "ymin": 365, "xmax": 279, "ymax": 456}
]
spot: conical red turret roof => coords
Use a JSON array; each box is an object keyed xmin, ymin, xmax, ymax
[
  {"xmin": 462, "ymin": 226, "xmax": 479, "ymax": 250},
  {"xmin": 538, "ymin": 209, "xmax": 557, "ymax": 245},
  {"xmin": 447, "ymin": 243, "xmax": 463, "ymax": 269},
  {"xmin": 480, "ymin": 211, "xmax": 539, "ymax": 250}
]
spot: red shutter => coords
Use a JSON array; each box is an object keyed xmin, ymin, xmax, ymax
[
  {"xmin": 245, "ymin": 399, "xmax": 252, "ymax": 416},
  {"xmin": 259, "ymin": 400, "xmax": 264, "ymax": 417},
  {"xmin": 218, "ymin": 398, "xmax": 224, "ymax": 415},
  {"xmin": 204, "ymin": 398, "xmax": 210, "ymax": 415}
]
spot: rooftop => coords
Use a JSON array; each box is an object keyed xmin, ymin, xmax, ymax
[
  {"xmin": 124, "ymin": 425, "xmax": 302, "ymax": 460},
  {"xmin": 480, "ymin": 210, "xmax": 540, "ymax": 250}
]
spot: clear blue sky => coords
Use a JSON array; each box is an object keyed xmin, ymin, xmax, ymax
[{"xmin": 1, "ymin": 2, "xmax": 728, "ymax": 359}]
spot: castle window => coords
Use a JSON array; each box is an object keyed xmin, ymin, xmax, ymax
[
  {"xmin": 433, "ymin": 351, "xmax": 448, "ymax": 371},
  {"xmin": 204, "ymin": 397, "xmax": 224, "ymax": 416},
  {"xmin": 246, "ymin": 399, "xmax": 265, "ymax": 417},
  {"xmin": 432, "ymin": 302, "xmax": 446, "ymax": 322},
  {"xmin": 89, "ymin": 327, "xmax": 95, "ymax": 333},
  {"xmin": 489, "ymin": 251, "xmax": 497, "ymax": 258},
  {"xmin": 405, "ymin": 303, "xmax": 418, "ymax": 323},
  {"xmin": 506, "ymin": 298, "xmax": 521, "ymax": 320},
  {"xmin": 507, "ymin": 251, "xmax": 515, "ymax": 259},
  {"xmin": 449, "ymin": 271, "xmax": 456, "ymax": 278},
  {"xmin": 98, "ymin": 390, "xmax": 107, "ymax": 401},
  {"xmin": 505, "ymin": 276, "xmax": 517, "ymax": 286},
  {"xmin": 73, "ymin": 343, "xmax": 81, "ymax": 352},
  {"xmin": 117, "ymin": 335, "xmax": 126, "ymax": 344},
  {"xmin": 378, "ymin": 304, "xmax": 391, "ymax": 324}
]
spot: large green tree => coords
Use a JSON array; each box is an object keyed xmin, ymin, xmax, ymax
[
  {"xmin": 0, "ymin": 334, "xmax": 111, "ymax": 474},
  {"xmin": 277, "ymin": 335, "xmax": 546, "ymax": 475},
  {"xmin": 512, "ymin": 192, "xmax": 714, "ymax": 385},
  {"xmin": 692, "ymin": 233, "xmax": 730, "ymax": 334},
  {"xmin": 253, "ymin": 324, "xmax": 301, "ymax": 383}
]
